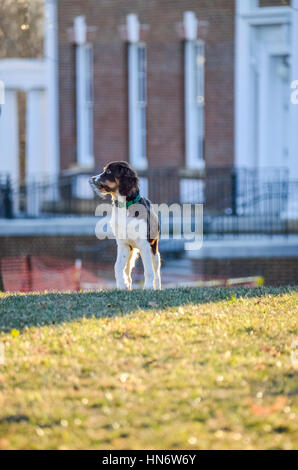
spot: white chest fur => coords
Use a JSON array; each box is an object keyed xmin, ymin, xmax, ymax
[{"xmin": 110, "ymin": 204, "xmax": 148, "ymax": 248}]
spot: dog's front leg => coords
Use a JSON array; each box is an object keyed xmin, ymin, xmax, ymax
[{"xmin": 115, "ymin": 243, "xmax": 130, "ymax": 290}]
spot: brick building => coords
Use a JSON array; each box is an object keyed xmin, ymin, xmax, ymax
[
  {"xmin": 1, "ymin": 0, "xmax": 298, "ymax": 287},
  {"xmin": 1, "ymin": 0, "xmax": 298, "ymax": 199},
  {"xmin": 58, "ymin": 0, "xmax": 235, "ymax": 173}
]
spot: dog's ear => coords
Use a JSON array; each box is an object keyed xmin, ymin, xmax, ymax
[{"xmin": 116, "ymin": 164, "xmax": 139, "ymax": 197}]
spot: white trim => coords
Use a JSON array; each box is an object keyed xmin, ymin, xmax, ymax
[
  {"xmin": 26, "ymin": 89, "xmax": 47, "ymax": 178},
  {"xmin": 0, "ymin": 59, "xmax": 46, "ymax": 90},
  {"xmin": 126, "ymin": 14, "xmax": 140, "ymax": 43},
  {"xmin": 74, "ymin": 16, "xmax": 87, "ymax": 45},
  {"xmin": 128, "ymin": 39, "xmax": 147, "ymax": 170},
  {"xmin": 258, "ymin": 45, "xmax": 269, "ymax": 168},
  {"xmin": 235, "ymin": 4, "xmax": 252, "ymax": 168},
  {"xmin": 185, "ymin": 39, "xmax": 205, "ymax": 170},
  {"xmin": 241, "ymin": 7, "xmax": 291, "ymax": 25},
  {"xmin": 187, "ymin": 235, "xmax": 298, "ymax": 260},
  {"xmin": 45, "ymin": 0, "xmax": 59, "ymax": 178},
  {"xmin": 74, "ymin": 16, "xmax": 94, "ymax": 168},
  {"xmin": 236, "ymin": 0, "xmax": 258, "ymax": 15},
  {"xmin": 183, "ymin": 11, "xmax": 198, "ymax": 41}
]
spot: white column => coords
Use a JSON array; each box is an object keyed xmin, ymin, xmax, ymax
[
  {"xmin": 235, "ymin": 0, "xmax": 255, "ymax": 168},
  {"xmin": 286, "ymin": 0, "xmax": 298, "ymax": 220},
  {"xmin": 127, "ymin": 13, "xmax": 141, "ymax": 169},
  {"xmin": 128, "ymin": 42, "xmax": 141, "ymax": 168},
  {"xmin": 185, "ymin": 41, "xmax": 197, "ymax": 168},
  {"xmin": 0, "ymin": 89, "xmax": 19, "ymax": 180},
  {"xmin": 127, "ymin": 14, "xmax": 148, "ymax": 170},
  {"xmin": 258, "ymin": 47, "xmax": 271, "ymax": 168},
  {"xmin": 26, "ymin": 89, "xmax": 45, "ymax": 179},
  {"xmin": 26, "ymin": 89, "xmax": 46, "ymax": 216},
  {"xmin": 74, "ymin": 16, "xmax": 94, "ymax": 168},
  {"xmin": 45, "ymin": 0, "xmax": 59, "ymax": 178},
  {"xmin": 289, "ymin": 0, "xmax": 298, "ymax": 180}
]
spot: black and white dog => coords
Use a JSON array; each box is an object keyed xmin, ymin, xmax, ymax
[{"xmin": 90, "ymin": 161, "xmax": 161, "ymax": 290}]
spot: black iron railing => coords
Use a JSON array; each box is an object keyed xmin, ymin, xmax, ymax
[
  {"xmin": 1, "ymin": 168, "xmax": 297, "ymax": 236},
  {"xmin": 0, "ymin": 175, "xmax": 13, "ymax": 219}
]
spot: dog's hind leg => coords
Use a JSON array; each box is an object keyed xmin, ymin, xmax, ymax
[
  {"xmin": 115, "ymin": 243, "xmax": 131, "ymax": 289},
  {"xmin": 151, "ymin": 251, "xmax": 161, "ymax": 290},
  {"xmin": 125, "ymin": 248, "xmax": 139, "ymax": 290},
  {"xmin": 139, "ymin": 242, "xmax": 155, "ymax": 290}
]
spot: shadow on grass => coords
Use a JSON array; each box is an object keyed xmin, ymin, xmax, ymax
[{"xmin": 0, "ymin": 286, "xmax": 297, "ymax": 332}]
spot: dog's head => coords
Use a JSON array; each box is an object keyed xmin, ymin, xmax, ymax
[{"xmin": 90, "ymin": 161, "xmax": 139, "ymax": 198}]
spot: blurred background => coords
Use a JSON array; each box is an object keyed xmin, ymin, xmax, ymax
[{"xmin": 0, "ymin": 0, "xmax": 298, "ymax": 292}]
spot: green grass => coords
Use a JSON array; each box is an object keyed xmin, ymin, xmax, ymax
[{"xmin": 0, "ymin": 287, "xmax": 297, "ymax": 450}]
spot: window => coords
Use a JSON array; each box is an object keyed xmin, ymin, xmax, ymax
[
  {"xmin": 76, "ymin": 42, "xmax": 94, "ymax": 167},
  {"xmin": 128, "ymin": 42, "xmax": 147, "ymax": 169},
  {"xmin": 185, "ymin": 39, "xmax": 205, "ymax": 169}
]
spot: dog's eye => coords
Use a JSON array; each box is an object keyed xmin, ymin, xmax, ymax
[{"xmin": 106, "ymin": 169, "xmax": 111, "ymax": 175}]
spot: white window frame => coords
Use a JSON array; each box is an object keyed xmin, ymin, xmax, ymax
[
  {"xmin": 76, "ymin": 42, "xmax": 94, "ymax": 168},
  {"xmin": 185, "ymin": 39, "xmax": 205, "ymax": 169},
  {"xmin": 128, "ymin": 42, "xmax": 148, "ymax": 170}
]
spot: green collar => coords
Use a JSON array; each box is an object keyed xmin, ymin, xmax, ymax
[{"xmin": 115, "ymin": 194, "xmax": 141, "ymax": 209}]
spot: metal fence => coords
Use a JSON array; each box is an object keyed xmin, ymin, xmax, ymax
[
  {"xmin": 0, "ymin": 174, "xmax": 13, "ymax": 219},
  {"xmin": 1, "ymin": 167, "xmax": 297, "ymax": 236}
]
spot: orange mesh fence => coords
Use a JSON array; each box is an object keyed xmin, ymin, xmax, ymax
[
  {"xmin": 0, "ymin": 255, "xmax": 112, "ymax": 293},
  {"xmin": 0, "ymin": 255, "xmax": 264, "ymax": 293}
]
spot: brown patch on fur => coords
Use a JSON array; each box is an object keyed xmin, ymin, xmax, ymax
[
  {"xmin": 93, "ymin": 161, "xmax": 139, "ymax": 198},
  {"xmin": 105, "ymin": 180, "xmax": 118, "ymax": 190},
  {"xmin": 150, "ymin": 238, "xmax": 159, "ymax": 255}
]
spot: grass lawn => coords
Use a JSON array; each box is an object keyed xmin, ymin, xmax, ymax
[{"xmin": 0, "ymin": 286, "xmax": 297, "ymax": 450}]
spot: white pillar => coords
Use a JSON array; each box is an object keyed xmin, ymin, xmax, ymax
[
  {"xmin": 74, "ymin": 16, "xmax": 94, "ymax": 168},
  {"xmin": 45, "ymin": 0, "xmax": 59, "ymax": 178},
  {"xmin": 235, "ymin": 0, "xmax": 255, "ymax": 168},
  {"xmin": 127, "ymin": 14, "xmax": 148, "ymax": 170},
  {"xmin": 289, "ymin": 0, "xmax": 298, "ymax": 180},
  {"xmin": 0, "ymin": 89, "xmax": 19, "ymax": 180},
  {"xmin": 75, "ymin": 16, "xmax": 87, "ymax": 167},
  {"xmin": 26, "ymin": 89, "xmax": 46, "ymax": 179},
  {"xmin": 26, "ymin": 89, "xmax": 46, "ymax": 216},
  {"xmin": 287, "ymin": 0, "xmax": 298, "ymax": 219}
]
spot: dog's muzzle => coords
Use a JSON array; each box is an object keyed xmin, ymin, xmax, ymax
[{"xmin": 89, "ymin": 176, "xmax": 105, "ymax": 197}]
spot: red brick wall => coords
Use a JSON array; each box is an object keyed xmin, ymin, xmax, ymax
[
  {"xmin": 58, "ymin": 0, "xmax": 235, "ymax": 171},
  {"xmin": 0, "ymin": 235, "xmax": 115, "ymax": 260}
]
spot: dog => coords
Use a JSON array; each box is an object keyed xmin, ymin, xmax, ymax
[{"xmin": 90, "ymin": 161, "xmax": 161, "ymax": 290}]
